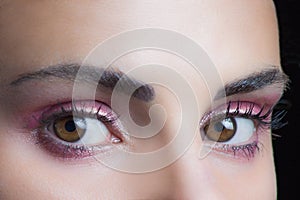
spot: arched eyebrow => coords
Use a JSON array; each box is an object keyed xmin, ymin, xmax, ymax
[
  {"xmin": 214, "ymin": 68, "xmax": 290, "ymax": 100},
  {"xmin": 9, "ymin": 63, "xmax": 155, "ymax": 102}
]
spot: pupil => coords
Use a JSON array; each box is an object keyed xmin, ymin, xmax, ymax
[
  {"xmin": 64, "ymin": 120, "xmax": 76, "ymax": 132},
  {"xmin": 214, "ymin": 122, "xmax": 224, "ymax": 132}
]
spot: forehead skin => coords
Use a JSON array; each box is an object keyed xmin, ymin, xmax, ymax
[
  {"xmin": 0, "ymin": 0, "xmax": 279, "ymax": 77},
  {"xmin": 0, "ymin": 0, "xmax": 279, "ymax": 199}
]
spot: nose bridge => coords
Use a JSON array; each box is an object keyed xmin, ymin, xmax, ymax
[{"xmin": 163, "ymin": 110, "xmax": 232, "ymax": 199}]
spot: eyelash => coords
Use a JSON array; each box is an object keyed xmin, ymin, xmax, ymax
[
  {"xmin": 226, "ymin": 101, "xmax": 272, "ymax": 128},
  {"xmin": 200, "ymin": 100, "xmax": 286, "ymax": 159},
  {"xmin": 30, "ymin": 100, "xmax": 286, "ymax": 161}
]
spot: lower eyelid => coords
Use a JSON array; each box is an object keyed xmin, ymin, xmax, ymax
[
  {"xmin": 210, "ymin": 141, "xmax": 261, "ymax": 160},
  {"xmin": 34, "ymin": 129, "xmax": 113, "ymax": 159}
]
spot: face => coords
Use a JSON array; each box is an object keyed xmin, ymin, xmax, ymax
[{"xmin": 0, "ymin": 0, "xmax": 287, "ymax": 199}]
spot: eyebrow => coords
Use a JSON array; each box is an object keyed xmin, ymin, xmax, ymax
[
  {"xmin": 214, "ymin": 68, "xmax": 289, "ymax": 100},
  {"xmin": 10, "ymin": 63, "xmax": 155, "ymax": 102}
]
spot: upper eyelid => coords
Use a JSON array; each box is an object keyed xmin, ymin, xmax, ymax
[
  {"xmin": 200, "ymin": 101, "xmax": 272, "ymax": 126},
  {"xmin": 226, "ymin": 101, "xmax": 272, "ymax": 117},
  {"xmin": 37, "ymin": 101, "xmax": 116, "ymax": 124}
]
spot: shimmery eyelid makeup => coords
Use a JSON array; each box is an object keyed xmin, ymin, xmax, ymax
[
  {"xmin": 200, "ymin": 101, "xmax": 272, "ymax": 128},
  {"xmin": 27, "ymin": 101, "xmax": 116, "ymax": 128}
]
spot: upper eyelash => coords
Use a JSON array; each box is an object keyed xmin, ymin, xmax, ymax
[
  {"xmin": 270, "ymin": 99, "xmax": 290, "ymax": 130},
  {"xmin": 226, "ymin": 101, "xmax": 273, "ymax": 127},
  {"xmin": 38, "ymin": 102, "xmax": 119, "ymax": 126},
  {"xmin": 200, "ymin": 100, "xmax": 286, "ymax": 140},
  {"xmin": 226, "ymin": 100, "xmax": 287, "ymax": 130},
  {"xmin": 199, "ymin": 101, "xmax": 274, "ymax": 131},
  {"xmin": 225, "ymin": 100, "xmax": 289, "ymax": 131}
]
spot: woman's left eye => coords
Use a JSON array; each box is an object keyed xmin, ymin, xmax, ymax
[
  {"xmin": 200, "ymin": 101, "xmax": 274, "ymax": 159},
  {"xmin": 203, "ymin": 117, "xmax": 255, "ymax": 144}
]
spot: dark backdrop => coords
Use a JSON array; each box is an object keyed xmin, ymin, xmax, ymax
[{"xmin": 273, "ymin": 0, "xmax": 299, "ymax": 199}]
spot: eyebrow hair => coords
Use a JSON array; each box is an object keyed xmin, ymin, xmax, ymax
[
  {"xmin": 214, "ymin": 68, "xmax": 290, "ymax": 100},
  {"xmin": 10, "ymin": 63, "xmax": 155, "ymax": 102}
]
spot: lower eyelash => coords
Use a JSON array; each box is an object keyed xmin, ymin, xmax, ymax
[
  {"xmin": 37, "ymin": 137, "xmax": 93, "ymax": 159},
  {"xmin": 210, "ymin": 141, "xmax": 262, "ymax": 160},
  {"xmin": 33, "ymin": 127, "xmax": 115, "ymax": 160},
  {"xmin": 231, "ymin": 141, "xmax": 260, "ymax": 159}
]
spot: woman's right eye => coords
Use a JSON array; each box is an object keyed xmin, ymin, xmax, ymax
[
  {"xmin": 52, "ymin": 116, "xmax": 87, "ymax": 143},
  {"xmin": 50, "ymin": 116, "xmax": 120, "ymax": 144},
  {"xmin": 33, "ymin": 101, "xmax": 124, "ymax": 159}
]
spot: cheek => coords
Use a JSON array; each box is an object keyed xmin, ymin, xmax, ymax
[
  {"xmin": 0, "ymin": 131, "xmax": 173, "ymax": 199},
  {"xmin": 235, "ymin": 156, "xmax": 276, "ymax": 199},
  {"xmin": 0, "ymin": 125, "xmax": 277, "ymax": 199},
  {"xmin": 212, "ymin": 139, "xmax": 276, "ymax": 199},
  {"xmin": 0, "ymin": 133, "xmax": 105, "ymax": 199}
]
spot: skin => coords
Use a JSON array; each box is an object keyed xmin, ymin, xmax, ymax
[{"xmin": 0, "ymin": 0, "xmax": 283, "ymax": 199}]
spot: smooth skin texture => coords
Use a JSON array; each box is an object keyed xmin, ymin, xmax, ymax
[{"xmin": 0, "ymin": 0, "xmax": 282, "ymax": 199}]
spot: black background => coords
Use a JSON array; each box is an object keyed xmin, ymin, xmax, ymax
[{"xmin": 272, "ymin": 0, "xmax": 299, "ymax": 199}]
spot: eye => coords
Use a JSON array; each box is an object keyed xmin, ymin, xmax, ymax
[
  {"xmin": 33, "ymin": 101, "xmax": 123, "ymax": 159},
  {"xmin": 204, "ymin": 117, "xmax": 255, "ymax": 144},
  {"xmin": 51, "ymin": 116, "xmax": 111, "ymax": 145},
  {"xmin": 200, "ymin": 101, "xmax": 276, "ymax": 159}
]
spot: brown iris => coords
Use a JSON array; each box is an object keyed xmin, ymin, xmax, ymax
[
  {"xmin": 204, "ymin": 117, "xmax": 237, "ymax": 142},
  {"xmin": 54, "ymin": 117, "xmax": 86, "ymax": 142}
]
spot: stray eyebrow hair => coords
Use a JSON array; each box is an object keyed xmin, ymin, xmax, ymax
[
  {"xmin": 10, "ymin": 63, "xmax": 155, "ymax": 102},
  {"xmin": 214, "ymin": 68, "xmax": 290, "ymax": 100}
]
